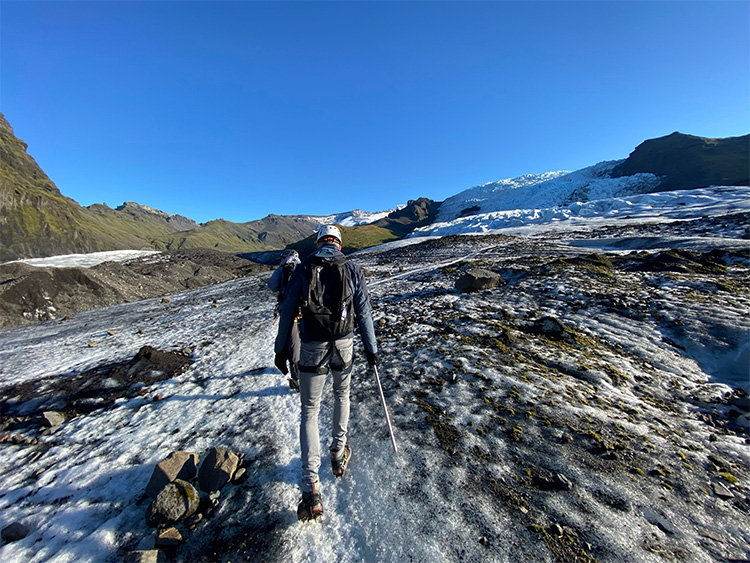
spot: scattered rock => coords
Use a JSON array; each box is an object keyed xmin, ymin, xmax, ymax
[
  {"xmin": 644, "ymin": 508, "xmax": 676, "ymax": 536},
  {"xmin": 199, "ymin": 493, "xmax": 218, "ymax": 518},
  {"xmin": 698, "ymin": 529, "xmax": 725, "ymax": 543},
  {"xmin": 548, "ymin": 523, "xmax": 564, "ymax": 538},
  {"xmin": 455, "ymin": 269, "xmax": 503, "ymax": 292},
  {"xmin": 155, "ymin": 527, "xmax": 184, "ymax": 549},
  {"xmin": 198, "ymin": 446, "xmax": 240, "ymax": 492},
  {"xmin": 735, "ymin": 414, "xmax": 750, "ymax": 431},
  {"xmin": 1, "ymin": 521, "xmax": 29, "ymax": 543},
  {"xmin": 554, "ymin": 473, "xmax": 573, "ymax": 491},
  {"xmin": 708, "ymin": 454, "xmax": 731, "ymax": 472},
  {"xmin": 530, "ymin": 316, "xmax": 568, "ymax": 339},
  {"xmin": 231, "ymin": 467, "xmax": 247, "ymax": 484},
  {"xmin": 41, "ymin": 411, "xmax": 65, "ymax": 428},
  {"xmin": 185, "ymin": 513, "xmax": 203, "ymax": 530},
  {"xmin": 693, "ymin": 383, "xmax": 734, "ymax": 404},
  {"xmin": 123, "ymin": 550, "xmax": 166, "ymax": 563},
  {"xmin": 713, "ymin": 482, "xmax": 734, "ymax": 499},
  {"xmin": 146, "ymin": 451, "xmax": 199, "ymax": 498},
  {"xmin": 145, "ymin": 479, "xmax": 200, "ymax": 527},
  {"xmin": 479, "ymin": 536, "xmax": 490, "ymax": 546},
  {"xmin": 161, "ymin": 296, "xmax": 171, "ymax": 304}
]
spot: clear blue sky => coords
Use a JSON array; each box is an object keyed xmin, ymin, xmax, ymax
[{"xmin": 1, "ymin": 1, "xmax": 748, "ymax": 224}]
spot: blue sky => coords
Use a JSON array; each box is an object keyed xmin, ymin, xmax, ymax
[{"xmin": 1, "ymin": 1, "xmax": 748, "ymax": 224}]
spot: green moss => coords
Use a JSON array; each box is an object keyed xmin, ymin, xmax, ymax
[
  {"xmin": 529, "ymin": 522, "xmax": 598, "ymax": 563},
  {"xmin": 720, "ymin": 472, "xmax": 739, "ymax": 485},
  {"xmin": 416, "ymin": 400, "xmax": 461, "ymax": 452},
  {"xmin": 587, "ymin": 430, "xmax": 602, "ymax": 442},
  {"xmin": 509, "ymin": 424, "xmax": 523, "ymax": 442}
]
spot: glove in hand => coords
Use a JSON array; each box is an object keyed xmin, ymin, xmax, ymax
[
  {"xmin": 275, "ymin": 351, "xmax": 290, "ymax": 375},
  {"xmin": 365, "ymin": 351, "xmax": 379, "ymax": 367}
]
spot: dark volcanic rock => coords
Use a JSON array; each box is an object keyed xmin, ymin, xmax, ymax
[
  {"xmin": 611, "ymin": 132, "xmax": 749, "ymax": 192},
  {"xmin": 146, "ymin": 451, "xmax": 200, "ymax": 498},
  {"xmin": 0, "ymin": 346, "xmax": 193, "ymax": 420},
  {"xmin": 0, "ymin": 249, "xmax": 271, "ymax": 328},
  {"xmin": 455, "ymin": 269, "xmax": 503, "ymax": 292},
  {"xmin": 198, "ymin": 446, "xmax": 240, "ymax": 492},
  {"xmin": 145, "ymin": 479, "xmax": 200, "ymax": 527},
  {"xmin": 528, "ymin": 316, "xmax": 569, "ymax": 340}
]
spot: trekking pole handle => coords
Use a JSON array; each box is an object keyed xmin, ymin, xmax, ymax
[{"xmin": 373, "ymin": 365, "xmax": 398, "ymax": 454}]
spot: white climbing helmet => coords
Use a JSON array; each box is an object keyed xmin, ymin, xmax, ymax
[{"xmin": 316, "ymin": 225, "xmax": 342, "ymax": 244}]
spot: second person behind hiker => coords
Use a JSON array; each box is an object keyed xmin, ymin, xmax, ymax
[
  {"xmin": 267, "ymin": 249, "xmax": 302, "ymax": 391},
  {"xmin": 273, "ymin": 224, "xmax": 378, "ymax": 522}
]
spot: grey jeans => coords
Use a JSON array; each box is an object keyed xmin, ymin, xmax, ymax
[
  {"xmin": 287, "ymin": 321, "xmax": 300, "ymax": 382},
  {"xmin": 299, "ymin": 338, "xmax": 353, "ymax": 493}
]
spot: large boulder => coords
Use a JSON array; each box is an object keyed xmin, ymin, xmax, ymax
[
  {"xmin": 146, "ymin": 451, "xmax": 199, "ymax": 498},
  {"xmin": 455, "ymin": 269, "xmax": 503, "ymax": 292},
  {"xmin": 145, "ymin": 479, "xmax": 200, "ymax": 528},
  {"xmin": 198, "ymin": 446, "xmax": 240, "ymax": 492}
]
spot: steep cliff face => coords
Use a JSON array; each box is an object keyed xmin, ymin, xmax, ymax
[
  {"xmin": 611, "ymin": 132, "xmax": 749, "ymax": 192},
  {"xmin": 0, "ymin": 113, "xmax": 162, "ymax": 260},
  {"xmin": 0, "ymin": 114, "xmax": 323, "ymax": 260},
  {"xmin": 0, "ymin": 113, "xmax": 387, "ymax": 260}
]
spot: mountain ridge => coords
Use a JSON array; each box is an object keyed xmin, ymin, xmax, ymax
[
  {"xmin": 612, "ymin": 131, "xmax": 749, "ymax": 191},
  {"xmin": 1, "ymin": 111, "xmax": 747, "ymax": 261}
]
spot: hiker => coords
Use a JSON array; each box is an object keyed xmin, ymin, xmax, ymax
[
  {"xmin": 274, "ymin": 225, "xmax": 378, "ymax": 521},
  {"xmin": 268, "ymin": 249, "xmax": 302, "ymax": 391}
]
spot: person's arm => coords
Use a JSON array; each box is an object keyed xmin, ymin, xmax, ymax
[
  {"xmin": 267, "ymin": 267, "xmax": 283, "ymax": 292},
  {"xmin": 350, "ymin": 265, "xmax": 377, "ymax": 356},
  {"xmin": 274, "ymin": 268, "xmax": 302, "ymax": 354}
]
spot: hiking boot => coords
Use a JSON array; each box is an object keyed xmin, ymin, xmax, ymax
[
  {"xmin": 297, "ymin": 483, "xmax": 323, "ymax": 522},
  {"xmin": 289, "ymin": 377, "xmax": 300, "ymax": 393},
  {"xmin": 330, "ymin": 444, "xmax": 351, "ymax": 478}
]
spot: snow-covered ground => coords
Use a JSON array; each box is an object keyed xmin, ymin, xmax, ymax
[
  {"xmin": 2, "ymin": 250, "xmax": 161, "ymax": 269},
  {"xmin": 433, "ymin": 161, "xmax": 661, "ymax": 224},
  {"xmin": 0, "ymin": 181, "xmax": 749, "ymax": 562},
  {"xmin": 415, "ymin": 185, "xmax": 750, "ymax": 240}
]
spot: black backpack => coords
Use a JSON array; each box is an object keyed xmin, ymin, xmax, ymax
[{"xmin": 301, "ymin": 254, "xmax": 354, "ymax": 340}]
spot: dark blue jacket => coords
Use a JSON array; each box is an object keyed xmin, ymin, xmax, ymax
[{"xmin": 274, "ymin": 244, "xmax": 377, "ymax": 355}]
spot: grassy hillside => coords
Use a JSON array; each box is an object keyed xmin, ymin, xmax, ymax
[
  {"xmin": 153, "ymin": 215, "xmax": 326, "ymax": 253},
  {"xmin": 0, "ymin": 113, "xmax": 200, "ymax": 260},
  {"xmin": 0, "ymin": 113, "xmax": 329, "ymax": 260}
]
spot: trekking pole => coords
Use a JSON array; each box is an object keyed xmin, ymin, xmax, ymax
[{"xmin": 373, "ymin": 365, "xmax": 398, "ymax": 454}]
